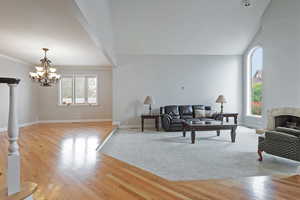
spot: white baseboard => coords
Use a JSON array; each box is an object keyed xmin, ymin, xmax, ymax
[
  {"xmin": 239, "ymin": 122, "xmax": 263, "ymax": 129},
  {"xmin": 0, "ymin": 119, "xmax": 112, "ymax": 133},
  {"xmin": 38, "ymin": 119, "xmax": 112, "ymax": 124},
  {"xmin": 119, "ymin": 124, "xmax": 156, "ymax": 129},
  {"xmin": 0, "ymin": 121, "xmax": 39, "ymax": 133},
  {"xmin": 112, "ymin": 121, "xmax": 120, "ymax": 126}
]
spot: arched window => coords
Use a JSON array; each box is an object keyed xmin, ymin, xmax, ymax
[{"xmin": 247, "ymin": 47, "xmax": 263, "ymax": 116}]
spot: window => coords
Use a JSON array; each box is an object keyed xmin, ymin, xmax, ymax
[
  {"xmin": 59, "ymin": 74, "xmax": 98, "ymax": 105},
  {"xmin": 247, "ymin": 47, "xmax": 263, "ymax": 116}
]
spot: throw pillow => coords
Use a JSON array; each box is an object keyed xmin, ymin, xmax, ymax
[
  {"xmin": 205, "ymin": 110, "xmax": 217, "ymax": 118},
  {"xmin": 195, "ymin": 109, "xmax": 205, "ymax": 118}
]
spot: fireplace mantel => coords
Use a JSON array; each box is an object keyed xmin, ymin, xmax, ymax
[{"xmin": 267, "ymin": 107, "xmax": 300, "ymax": 130}]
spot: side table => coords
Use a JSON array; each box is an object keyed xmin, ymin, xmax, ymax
[
  {"xmin": 141, "ymin": 114, "xmax": 160, "ymax": 132},
  {"xmin": 217, "ymin": 113, "xmax": 239, "ymax": 124}
]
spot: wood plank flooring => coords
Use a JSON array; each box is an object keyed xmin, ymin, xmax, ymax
[{"xmin": 0, "ymin": 122, "xmax": 300, "ymax": 200}]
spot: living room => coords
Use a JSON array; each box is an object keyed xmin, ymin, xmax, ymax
[{"xmin": 1, "ymin": 0, "xmax": 300, "ymax": 199}]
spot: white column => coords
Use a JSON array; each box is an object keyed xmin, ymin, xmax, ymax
[{"xmin": 7, "ymin": 84, "xmax": 20, "ymax": 195}]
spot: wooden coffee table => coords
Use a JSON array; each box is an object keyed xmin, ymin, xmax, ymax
[{"xmin": 182, "ymin": 120, "xmax": 237, "ymax": 144}]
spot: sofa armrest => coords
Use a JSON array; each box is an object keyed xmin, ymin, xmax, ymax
[
  {"xmin": 275, "ymin": 127, "xmax": 300, "ymax": 137},
  {"xmin": 265, "ymin": 131, "xmax": 299, "ymax": 143},
  {"xmin": 161, "ymin": 114, "xmax": 172, "ymax": 130}
]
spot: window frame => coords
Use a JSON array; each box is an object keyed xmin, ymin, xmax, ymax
[
  {"xmin": 58, "ymin": 73, "xmax": 99, "ymax": 106},
  {"xmin": 246, "ymin": 46, "xmax": 263, "ymax": 117}
]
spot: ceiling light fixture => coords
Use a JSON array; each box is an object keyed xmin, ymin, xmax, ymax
[
  {"xmin": 29, "ymin": 48, "xmax": 60, "ymax": 87},
  {"xmin": 242, "ymin": 0, "xmax": 251, "ymax": 8}
]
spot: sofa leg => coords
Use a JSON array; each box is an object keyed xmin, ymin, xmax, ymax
[{"xmin": 258, "ymin": 150, "xmax": 263, "ymax": 162}]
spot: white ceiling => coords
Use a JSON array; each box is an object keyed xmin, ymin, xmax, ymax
[
  {"xmin": 0, "ymin": 0, "xmax": 111, "ymax": 66},
  {"xmin": 111, "ymin": 0, "xmax": 270, "ymax": 55}
]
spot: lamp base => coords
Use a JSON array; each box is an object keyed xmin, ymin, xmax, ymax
[
  {"xmin": 149, "ymin": 104, "xmax": 152, "ymax": 115},
  {"xmin": 220, "ymin": 103, "xmax": 224, "ymax": 114}
]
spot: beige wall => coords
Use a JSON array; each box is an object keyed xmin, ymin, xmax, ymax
[
  {"xmin": 38, "ymin": 66, "xmax": 112, "ymax": 122},
  {"xmin": 0, "ymin": 55, "xmax": 39, "ymax": 130},
  {"xmin": 113, "ymin": 55, "xmax": 243, "ymax": 127}
]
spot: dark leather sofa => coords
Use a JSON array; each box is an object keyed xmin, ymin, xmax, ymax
[{"xmin": 160, "ymin": 105, "xmax": 215, "ymax": 131}]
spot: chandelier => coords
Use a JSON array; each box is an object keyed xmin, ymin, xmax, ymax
[{"xmin": 29, "ymin": 48, "xmax": 60, "ymax": 87}]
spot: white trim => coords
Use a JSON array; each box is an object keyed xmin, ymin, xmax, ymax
[
  {"xmin": 96, "ymin": 128, "xmax": 118, "ymax": 151},
  {"xmin": 0, "ymin": 119, "xmax": 112, "ymax": 133},
  {"xmin": 242, "ymin": 115, "xmax": 263, "ymax": 129},
  {"xmin": 57, "ymin": 103, "xmax": 101, "ymax": 107},
  {"xmin": 112, "ymin": 121, "xmax": 121, "ymax": 126},
  {"xmin": 0, "ymin": 121, "xmax": 39, "ymax": 133},
  {"xmin": 239, "ymin": 123, "xmax": 263, "ymax": 129},
  {"xmin": 38, "ymin": 119, "xmax": 112, "ymax": 124},
  {"xmin": 246, "ymin": 114, "xmax": 262, "ymax": 118},
  {"xmin": 119, "ymin": 124, "xmax": 155, "ymax": 129}
]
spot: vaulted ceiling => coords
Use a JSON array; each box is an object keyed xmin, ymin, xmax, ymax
[
  {"xmin": 0, "ymin": 0, "xmax": 110, "ymax": 66},
  {"xmin": 0, "ymin": 0, "xmax": 270, "ymax": 67},
  {"xmin": 110, "ymin": 0, "xmax": 270, "ymax": 55}
]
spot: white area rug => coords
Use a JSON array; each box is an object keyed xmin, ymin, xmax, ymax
[{"xmin": 101, "ymin": 127, "xmax": 300, "ymax": 181}]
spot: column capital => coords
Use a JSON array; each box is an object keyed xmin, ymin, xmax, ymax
[
  {"xmin": 0, "ymin": 77, "xmax": 20, "ymax": 85},
  {"xmin": 7, "ymin": 84, "xmax": 19, "ymax": 88}
]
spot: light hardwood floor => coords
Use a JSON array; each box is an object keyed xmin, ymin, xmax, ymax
[{"xmin": 0, "ymin": 123, "xmax": 300, "ymax": 200}]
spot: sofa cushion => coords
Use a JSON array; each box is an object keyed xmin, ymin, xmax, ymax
[
  {"xmin": 179, "ymin": 105, "xmax": 193, "ymax": 116},
  {"xmin": 171, "ymin": 118, "xmax": 184, "ymax": 124},
  {"xmin": 195, "ymin": 109, "xmax": 206, "ymax": 118},
  {"xmin": 165, "ymin": 106, "xmax": 180, "ymax": 119},
  {"xmin": 205, "ymin": 110, "xmax": 216, "ymax": 118},
  {"xmin": 193, "ymin": 105, "xmax": 205, "ymax": 110},
  {"xmin": 275, "ymin": 127, "xmax": 300, "ymax": 137},
  {"xmin": 181, "ymin": 115, "xmax": 193, "ymax": 120}
]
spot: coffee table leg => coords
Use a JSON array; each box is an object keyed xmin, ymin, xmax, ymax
[
  {"xmin": 191, "ymin": 131, "xmax": 196, "ymax": 144},
  {"xmin": 217, "ymin": 130, "xmax": 220, "ymax": 136},
  {"xmin": 231, "ymin": 128, "xmax": 236, "ymax": 143},
  {"xmin": 155, "ymin": 117, "xmax": 159, "ymax": 131}
]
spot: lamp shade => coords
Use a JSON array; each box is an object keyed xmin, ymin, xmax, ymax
[
  {"xmin": 216, "ymin": 95, "xmax": 227, "ymax": 103},
  {"xmin": 144, "ymin": 96, "xmax": 154, "ymax": 105}
]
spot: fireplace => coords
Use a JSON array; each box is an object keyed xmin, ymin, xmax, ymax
[
  {"xmin": 267, "ymin": 107, "xmax": 300, "ymax": 130},
  {"xmin": 274, "ymin": 115, "xmax": 300, "ymax": 129}
]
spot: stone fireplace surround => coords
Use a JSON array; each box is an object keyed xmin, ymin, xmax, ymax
[{"xmin": 267, "ymin": 107, "xmax": 300, "ymax": 130}]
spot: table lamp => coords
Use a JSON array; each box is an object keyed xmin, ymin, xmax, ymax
[
  {"xmin": 216, "ymin": 95, "xmax": 227, "ymax": 114},
  {"xmin": 144, "ymin": 96, "xmax": 154, "ymax": 114}
]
